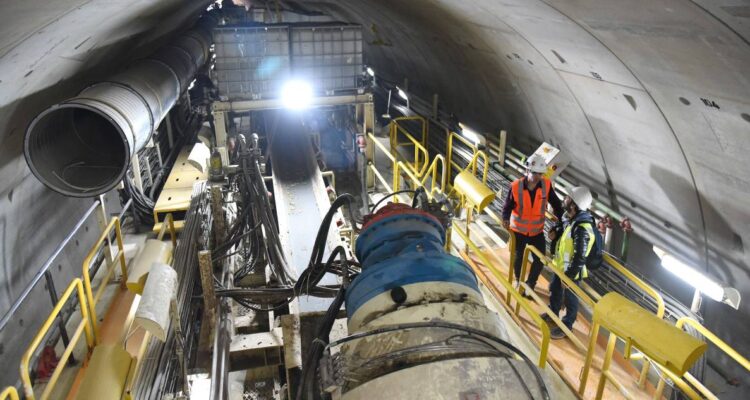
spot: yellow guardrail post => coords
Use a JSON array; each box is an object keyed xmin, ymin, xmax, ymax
[
  {"xmin": 20, "ymin": 278, "xmax": 94, "ymax": 400},
  {"xmin": 0, "ymin": 387, "xmax": 19, "ymax": 400},
  {"xmin": 467, "ymin": 150, "xmax": 490, "ymax": 185},
  {"xmin": 390, "ymin": 119, "xmax": 430, "ymax": 179},
  {"xmin": 419, "ymin": 154, "xmax": 447, "ymax": 196},
  {"xmin": 446, "ymin": 130, "xmax": 478, "ymax": 190},
  {"xmin": 82, "ymin": 217, "xmax": 128, "ymax": 341},
  {"xmin": 503, "ymin": 228, "xmax": 517, "ymax": 306}
]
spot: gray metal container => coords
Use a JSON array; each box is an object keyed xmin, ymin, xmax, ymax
[{"xmin": 213, "ymin": 24, "xmax": 363, "ymax": 100}]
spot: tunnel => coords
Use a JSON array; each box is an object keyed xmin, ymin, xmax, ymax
[{"xmin": 0, "ymin": 0, "xmax": 749, "ymax": 398}]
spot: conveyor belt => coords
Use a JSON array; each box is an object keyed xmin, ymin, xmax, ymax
[{"xmin": 270, "ymin": 114, "xmax": 341, "ymax": 313}]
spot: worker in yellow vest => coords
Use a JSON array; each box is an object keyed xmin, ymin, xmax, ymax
[
  {"xmin": 544, "ymin": 186, "xmax": 595, "ymax": 339},
  {"xmin": 501, "ymin": 153, "xmax": 564, "ymax": 297}
]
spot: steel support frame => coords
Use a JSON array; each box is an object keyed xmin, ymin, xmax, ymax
[{"xmin": 212, "ymin": 93, "xmax": 373, "ymax": 112}]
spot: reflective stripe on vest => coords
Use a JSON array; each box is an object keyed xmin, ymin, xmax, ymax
[
  {"xmin": 509, "ymin": 177, "xmax": 550, "ymax": 236},
  {"xmin": 553, "ymin": 221, "xmax": 595, "ymax": 280}
]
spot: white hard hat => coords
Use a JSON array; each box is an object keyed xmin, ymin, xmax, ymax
[
  {"xmin": 569, "ymin": 186, "xmax": 593, "ymax": 210},
  {"xmin": 525, "ymin": 153, "xmax": 547, "ymax": 174}
]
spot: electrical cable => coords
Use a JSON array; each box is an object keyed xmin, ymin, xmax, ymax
[{"xmin": 369, "ymin": 189, "xmax": 416, "ymax": 212}]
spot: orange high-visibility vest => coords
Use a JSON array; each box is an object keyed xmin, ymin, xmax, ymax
[{"xmin": 509, "ymin": 177, "xmax": 551, "ymax": 236}]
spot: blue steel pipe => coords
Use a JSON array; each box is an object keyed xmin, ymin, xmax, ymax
[{"xmin": 345, "ymin": 203, "xmax": 480, "ymax": 319}]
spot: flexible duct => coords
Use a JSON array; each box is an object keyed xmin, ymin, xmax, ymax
[{"xmin": 23, "ymin": 15, "xmax": 216, "ymax": 197}]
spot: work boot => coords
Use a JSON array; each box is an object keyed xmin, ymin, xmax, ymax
[
  {"xmin": 550, "ymin": 326, "xmax": 567, "ymax": 340},
  {"xmin": 540, "ymin": 313, "xmax": 554, "ymax": 325}
]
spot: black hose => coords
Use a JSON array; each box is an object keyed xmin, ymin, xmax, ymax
[
  {"xmin": 296, "ymin": 252, "xmax": 349, "ymax": 400},
  {"xmin": 369, "ymin": 189, "xmax": 416, "ymax": 212}
]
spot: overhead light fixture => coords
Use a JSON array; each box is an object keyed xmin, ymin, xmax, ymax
[
  {"xmin": 458, "ymin": 122, "xmax": 486, "ymax": 146},
  {"xmin": 396, "ymin": 87, "xmax": 408, "ymax": 101},
  {"xmin": 653, "ymin": 246, "xmax": 740, "ymax": 310},
  {"xmin": 366, "ymin": 67, "xmax": 375, "ymax": 77},
  {"xmin": 280, "ymin": 79, "xmax": 313, "ymax": 110},
  {"xmin": 394, "ymin": 86, "xmax": 410, "ymax": 109}
]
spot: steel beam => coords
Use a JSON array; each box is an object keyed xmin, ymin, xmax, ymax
[{"xmin": 212, "ymin": 93, "xmax": 373, "ymax": 112}]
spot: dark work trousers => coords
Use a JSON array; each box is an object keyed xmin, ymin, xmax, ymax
[
  {"xmin": 549, "ymin": 275, "xmax": 581, "ymax": 329},
  {"xmin": 512, "ymin": 231, "xmax": 546, "ymax": 289}
]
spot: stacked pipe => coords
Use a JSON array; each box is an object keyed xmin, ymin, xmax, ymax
[{"xmin": 24, "ymin": 13, "xmax": 218, "ymax": 197}]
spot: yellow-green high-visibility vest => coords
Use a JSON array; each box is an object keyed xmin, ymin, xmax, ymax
[{"xmin": 553, "ymin": 220, "xmax": 595, "ymax": 280}]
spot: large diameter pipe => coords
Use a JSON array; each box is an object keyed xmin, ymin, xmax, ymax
[{"xmin": 24, "ymin": 18, "xmax": 214, "ymax": 197}]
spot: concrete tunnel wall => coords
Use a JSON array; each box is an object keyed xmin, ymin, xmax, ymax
[
  {"xmin": 0, "ymin": 0, "xmax": 210, "ymax": 387},
  {"xmin": 298, "ymin": 0, "xmax": 750, "ymax": 382}
]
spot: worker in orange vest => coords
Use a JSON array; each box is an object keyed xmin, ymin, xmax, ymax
[{"xmin": 501, "ymin": 153, "xmax": 564, "ymax": 297}]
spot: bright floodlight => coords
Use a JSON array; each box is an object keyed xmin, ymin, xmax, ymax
[
  {"xmin": 653, "ymin": 246, "xmax": 724, "ymax": 301},
  {"xmin": 281, "ymin": 80, "xmax": 313, "ymax": 110},
  {"xmin": 366, "ymin": 67, "xmax": 375, "ymax": 77}
]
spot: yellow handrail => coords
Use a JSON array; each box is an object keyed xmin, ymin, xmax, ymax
[
  {"xmin": 419, "ymin": 154, "xmax": 447, "ymax": 195},
  {"xmin": 518, "ymin": 245, "xmax": 596, "ymax": 309},
  {"xmin": 0, "ymin": 387, "xmax": 19, "ymax": 400},
  {"xmin": 82, "ymin": 217, "xmax": 128, "ymax": 341},
  {"xmin": 393, "ymin": 160, "xmax": 423, "ymax": 192},
  {"xmin": 604, "ymin": 253, "xmax": 665, "ymax": 318},
  {"xmin": 676, "ymin": 317, "xmax": 750, "ymax": 372},
  {"xmin": 466, "ymin": 150, "xmax": 490, "ymax": 184},
  {"xmin": 446, "ymin": 130, "xmax": 478, "ymax": 188},
  {"xmin": 390, "ymin": 118, "xmax": 430, "ymax": 178},
  {"xmin": 368, "ymin": 132, "xmax": 396, "ymax": 163},
  {"xmin": 645, "ymin": 317, "xmax": 750, "ymax": 400},
  {"xmin": 390, "ymin": 116, "xmax": 428, "ymax": 146},
  {"xmin": 20, "ymin": 278, "xmax": 94, "ymax": 400},
  {"xmin": 649, "ymin": 363, "xmax": 705, "ymax": 400},
  {"xmin": 368, "ymin": 162, "xmax": 393, "ymax": 193},
  {"xmin": 453, "ymin": 227, "xmax": 551, "ymax": 368}
]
